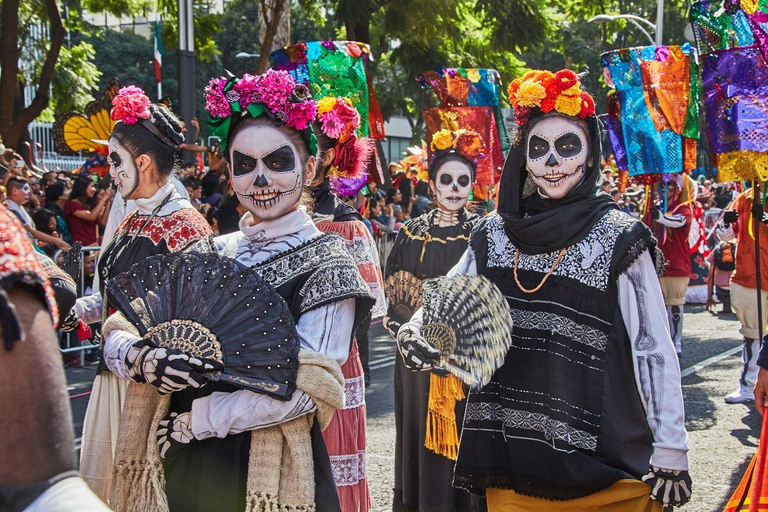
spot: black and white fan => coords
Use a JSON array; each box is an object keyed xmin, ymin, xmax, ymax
[
  {"xmin": 61, "ymin": 242, "xmax": 82, "ymax": 285},
  {"xmin": 107, "ymin": 251, "xmax": 300, "ymax": 400},
  {"xmin": 421, "ymin": 275, "xmax": 513, "ymax": 388}
]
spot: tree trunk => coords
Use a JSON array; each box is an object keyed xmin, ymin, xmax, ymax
[
  {"xmin": 256, "ymin": 0, "xmax": 289, "ymax": 74},
  {"xmin": 0, "ymin": 0, "xmax": 21, "ymax": 142},
  {"xmin": 1, "ymin": 0, "xmax": 65, "ymax": 149}
]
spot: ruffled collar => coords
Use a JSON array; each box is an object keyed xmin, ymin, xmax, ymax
[
  {"xmin": 239, "ymin": 206, "xmax": 319, "ymax": 246},
  {"xmin": 133, "ymin": 181, "xmax": 181, "ymax": 216}
]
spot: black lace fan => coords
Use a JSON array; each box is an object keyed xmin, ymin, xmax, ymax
[
  {"xmin": 61, "ymin": 242, "xmax": 82, "ymax": 285},
  {"xmin": 422, "ymin": 275, "xmax": 513, "ymax": 389},
  {"xmin": 107, "ymin": 251, "xmax": 300, "ymax": 400}
]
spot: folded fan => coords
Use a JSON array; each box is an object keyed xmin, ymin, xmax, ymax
[
  {"xmin": 107, "ymin": 251, "xmax": 300, "ymax": 400},
  {"xmin": 384, "ymin": 270, "xmax": 423, "ymax": 324},
  {"xmin": 61, "ymin": 242, "xmax": 82, "ymax": 285},
  {"xmin": 421, "ymin": 275, "xmax": 513, "ymax": 388}
]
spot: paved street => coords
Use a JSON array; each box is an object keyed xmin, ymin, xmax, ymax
[{"xmin": 66, "ymin": 306, "xmax": 760, "ymax": 511}]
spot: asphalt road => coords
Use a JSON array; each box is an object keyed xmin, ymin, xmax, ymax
[{"xmin": 65, "ymin": 307, "xmax": 760, "ymax": 511}]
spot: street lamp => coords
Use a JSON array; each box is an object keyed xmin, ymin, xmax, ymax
[
  {"xmin": 235, "ymin": 52, "xmax": 261, "ymax": 59},
  {"xmin": 588, "ymin": 13, "xmax": 660, "ymax": 45}
]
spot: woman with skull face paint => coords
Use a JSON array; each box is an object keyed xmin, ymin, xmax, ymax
[
  {"xmin": 311, "ymin": 96, "xmax": 385, "ymax": 512},
  {"xmin": 73, "ymin": 86, "xmax": 213, "ymax": 502},
  {"xmin": 398, "ymin": 70, "xmax": 691, "ymax": 510},
  {"xmin": 385, "ymin": 128, "xmax": 482, "ymax": 512},
  {"xmin": 101, "ymin": 71, "xmax": 375, "ymax": 512}
]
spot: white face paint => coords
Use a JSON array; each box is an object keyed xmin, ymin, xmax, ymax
[
  {"xmin": 108, "ymin": 138, "xmax": 139, "ymax": 199},
  {"xmin": 432, "ymin": 159, "xmax": 473, "ymax": 212},
  {"xmin": 229, "ymin": 122, "xmax": 304, "ymax": 221},
  {"xmin": 526, "ymin": 115, "xmax": 589, "ymax": 200}
]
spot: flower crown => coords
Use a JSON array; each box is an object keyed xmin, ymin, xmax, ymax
[
  {"xmin": 204, "ymin": 69, "xmax": 317, "ymax": 152},
  {"xmin": 507, "ymin": 69, "xmax": 595, "ymax": 125},
  {"xmin": 111, "ymin": 85, "xmax": 151, "ymax": 124},
  {"xmin": 430, "ymin": 128, "xmax": 486, "ymax": 164},
  {"xmin": 316, "ymin": 96, "xmax": 373, "ymax": 180}
]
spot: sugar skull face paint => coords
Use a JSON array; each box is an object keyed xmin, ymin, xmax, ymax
[
  {"xmin": 108, "ymin": 138, "xmax": 139, "ymax": 199},
  {"xmin": 229, "ymin": 122, "xmax": 304, "ymax": 221},
  {"xmin": 526, "ymin": 115, "xmax": 589, "ymax": 200},
  {"xmin": 432, "ymin": 159, "xmax": 473, "ymax": 212}
]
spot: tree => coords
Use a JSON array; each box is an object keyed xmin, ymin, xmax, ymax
[
  {"xmin": 256, "ymin": 0, "xmax": 290, "ymax": 73},
  {"xmin": 1, "ymin": 0, "xmax": 65, "ymax": 149}
]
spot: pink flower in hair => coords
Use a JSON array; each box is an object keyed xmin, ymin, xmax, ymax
[
  {"xmin": 286, "ymin": 100, "xmax": 317, "ymax": 131},
  {"xmin": 319, "ymin": 111, "xmax": 345, "ymax": 139},
  {"xmin": 233, "ymin": 73, "xmax": 260, "ymax": 107},
  {"xmin": 111, "ymin": 85, "xmax": 151, "ymax": 124},
  {"xmin": 255, "ymin": 70, "xmax": 295, "ymax": 115},
  {"xmin": 204, "ymin": 77, "xmax": 231, "ymax": 118}
]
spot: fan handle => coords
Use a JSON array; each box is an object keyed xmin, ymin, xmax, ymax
[{"xmin": 439, "ymin": 362, "xmax": 475, "ymax": 387}]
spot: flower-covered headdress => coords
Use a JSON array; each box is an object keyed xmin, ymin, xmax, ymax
[
  {"xmin": 430, "ymin": 128, "xmax": 486, "ymax": 165},
  {"xmin": 316, "ymin": 96, "xmax": 374, "ymax": 181},
  {"xmin": 507, "ymin": 69, "xmax": 596, "ymax": 125},
  {"xmin": 110, "ymin": 85, "xmax": 181, "ymax": 148},
  {"xmin": 204, "ymin": 69, "xmax": 317, "ymax": 153}
]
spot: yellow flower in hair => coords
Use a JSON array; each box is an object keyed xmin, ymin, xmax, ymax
[
  {"xmin": 555, "ymin": 94, "xmax": 583, "ymax": 117},
  {"xmin": 515, "ymin": 81, "xmax": 547, "ymax": 108},
  {"xmin": 467, "ymin": 69, "xmax": 481, "ymax": 83},
  {"xmin": 431, "ymin": 129, "xmax": 455, "ymax": 151},
  {"xmin": 317, "ymin": 96, "xmax": 337, "ymax": 115},
  {"xmin": 560, "ymin": 84, "xmax": 582, "ymax": 97}
]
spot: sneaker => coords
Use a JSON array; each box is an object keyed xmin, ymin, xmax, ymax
[{"xmin": 724, "ymin": 389, "xmax": 755, "ymax": 404}]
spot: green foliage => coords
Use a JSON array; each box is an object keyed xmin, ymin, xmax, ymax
[
  {"xmin": 47, "ymin": 41, "xmax": 102, "ymax": 117},
  {"xmin": 214, "ymin": 0, "xmax": 260, "ymax": 76}
]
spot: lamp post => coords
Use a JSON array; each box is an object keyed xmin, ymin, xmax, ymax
[
  {"xmin": 588, "ymin": 13, "xmax": 662, "ymax": 45},
  {"xmin": 178, "ymin": 0, "xmax": 195, "ymax": 148}
]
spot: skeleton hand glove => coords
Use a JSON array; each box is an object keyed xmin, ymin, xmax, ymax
[
  {"xmin": 642, "ymin": 466, "xmax": 692, "ymax": 507},
  {"xmin": 397, "ymin": 326, "xmax": 441, "ymax": 371},
  {"xmin": 383, "ymin": 316, "xmax": 402, "ymax": 339},
  {"xmin": 125, "ymin": 339, "xmax": 222, "ymax": 394},
  {"xmin": 157, "ymin": 411, "xmax": 194, "ymax": 459},
  {"xmin": 59, "ymin": 308, "xmax": 81, "ymax": 333}
]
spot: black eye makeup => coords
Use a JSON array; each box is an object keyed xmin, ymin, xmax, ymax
[
  {"xmin": 232, "ymin": 146, "xmax": 297, "ymax": 176},
  {"xmin": 109, "ymin": 151, "xmax": 122, "ymax": 168},
  {"xmin": 528, "ymin": 135, "xmax": 549, "ymax": 160},
  {"xmin": 457, "ymin": 175, "xmax": 470, "ymax": 187},
  {"xmin": 439, "ymin": 173, "xmax": 453, "ymax": 185},
  {"xmin": 555, "ymin": 133, "xmax": 583, "ymax": 158}
]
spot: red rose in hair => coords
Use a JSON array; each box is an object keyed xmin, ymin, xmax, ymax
[
  {"xmin": 514, "ymin": 106, "xmax": 532, "ymax": 125},
  {"xmin": 554, "ymin": 70, "xmax": 578, "ymax": 91},
  {"xmin": 296, "ymin": 43, "xmax": 308, "ymax": 60},
  {"xmin": 578, "ymin": 92, "xmax": 595, "ymax": 118},
  {"xmin": 333, "ymin": 99, "xmax": 361, "ymax": 143}
]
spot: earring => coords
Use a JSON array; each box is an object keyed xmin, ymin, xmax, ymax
[{"xmin": 305, "ymin": 179, "xmax": 312, "ymax": 186}]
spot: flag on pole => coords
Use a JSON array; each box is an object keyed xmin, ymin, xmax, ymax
[{"xmin": 154, "ymin": 20, "xmax": 163, "ymax": 83}]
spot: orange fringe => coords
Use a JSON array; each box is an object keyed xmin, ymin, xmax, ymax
[{"xmin": 425, "ymin": 373, "xmax": 465, "ymax": 460}]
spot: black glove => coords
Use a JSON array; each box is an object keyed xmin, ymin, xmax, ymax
[
  {"xmin": 59, "ymin": 308, "xmax": 81, "ymax": 333},
  {"xmin": 125, "ymin": 339, "xmax": 223, "ymax": 395},
  {"xmin": 642, "ymin": 466, "xmax": 692, "ymax": 507},
  {"xmin": 157, "ymin": 411, "xmax": 194, "ymax": 459},
  {"xmin": 650, "ymin": 207, "xmax": 661, "ymax": 221},
  {"xmin": 397, "ymin": 326, "xmax": 441, "ymax": 371},
  {"xmin": 723, "ymin": 210, "xmax": 739, "ymax": 226}
]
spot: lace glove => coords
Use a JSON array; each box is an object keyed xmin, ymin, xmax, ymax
[
  {"xmin": 59, "ymin": 308, "xmax": 81, "ymax": 333},
  {"xmin": 642, "ymin": 466, "xmax": 692, "ymax": 507},
  {"xmin": 397, "ymin": 326, "xmax": 441, "ymax": 371},
  {"xmin": 157, "ymin": 411, "xmax": 194, "ymax": 459},
  {"xmin": 383, "ymin": 315, "xmax": 402, "ymax": 339},
  {"xmin": 125, "ymin": 339, "xmax": 223, "ymax": 395}
]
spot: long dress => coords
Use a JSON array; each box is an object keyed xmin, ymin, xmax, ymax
[
  {"xmin": 312, "ymin": 181, "xmax": 386, "ymax": 512},
  {"xmin": 103, "ymin": 206, "xmax": 375, "ymax": 511},
  {"xmin": 77, "ymin": 182, "xmax": 211, "ymax": 501},
  {"xmin": 385, "ymin": 207, "xmax": 481, "ymax": 512}
]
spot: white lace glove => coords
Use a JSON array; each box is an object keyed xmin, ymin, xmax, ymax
[
  {"xmin": 642, "ymin": 466, "xmax": 692, "ymax": 507},
  {"xmin": 125, "ymin": 340, "xmax": 222, "ymax": 395},
  {"xmin": 396, "ymin": 326, "xmax": 441, "ymax": 371},
  {"xmin": 157, "ymin": 411, "xmax": 194, "ymax": 459}
]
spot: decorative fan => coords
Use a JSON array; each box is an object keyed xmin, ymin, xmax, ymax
[
  {"xmin": 61, "ymin": 242, "xmax": 82, "ymax": 285},
  {"xmin": 421, "ymin": 275, "xmax": 513, "ymax": 388},
  {"xmin": 384, "ymin": 270, "xmax": 423, "ymax": 325},
  {"xmin": 107, "ymin": 251, "xmax": 301, "ymax": 400},
  {"xmin": 52, "ymin": 78, "xmax": 120, "ymax": 155}
]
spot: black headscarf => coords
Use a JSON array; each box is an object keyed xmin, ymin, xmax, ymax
[{"xmin": 497, "ymin": 111, "xmax": 617, "ymax": 255}]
